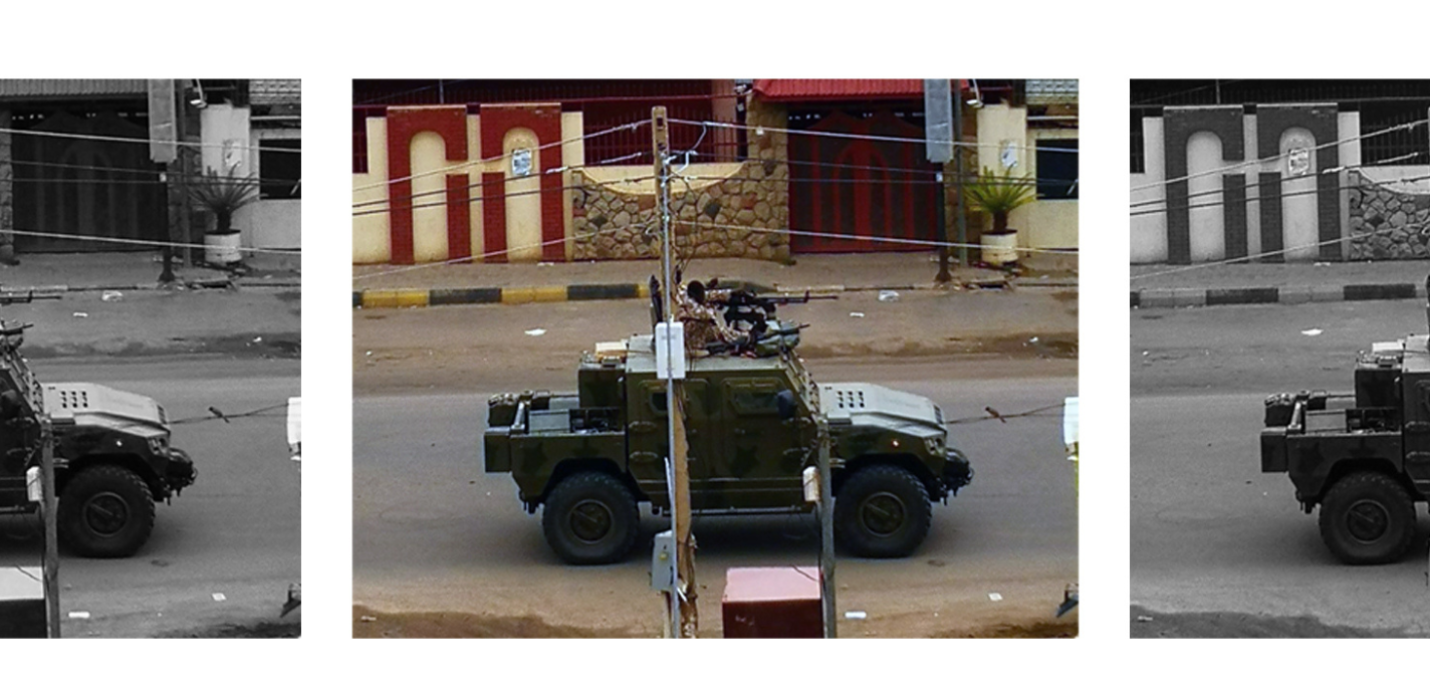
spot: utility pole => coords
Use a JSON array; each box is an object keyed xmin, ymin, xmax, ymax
[
  {"xmin": 924, "ymin": 79, "xmax": 957, "ymax": 279},
  {"xmin": 954, "ymin": 92, "xmax": 968, "ymax": 267},
  {"xmin": 40, "ymin": 416, "xmax": 59, "ymax": 638},
  {"xmin": 817, "ymin": 417, "xmax": 836, "ymax": 638},
  {"xmin": 653, "ymin": 106, "xmax": 697, "ymax": 638}
]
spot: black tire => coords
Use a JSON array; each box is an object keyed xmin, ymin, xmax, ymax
[
  {"xmin": 1318, "ymin": 471, "xmax": 1416, "ymax": 565},
  {"xmin": 58, "ymin": 465, "xmax": 156, "ymax": 558},
  {"xmin": 541, "ymin": 472, "xmax": 639, "ymax": 565},
  {"xmin": 835, "ymin": 464, "xmax": 932, "ymax": 558}
]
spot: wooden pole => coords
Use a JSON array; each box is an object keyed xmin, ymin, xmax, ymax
[
  {"xmin": 817, "ymin": 418, "xmax": 836, "ymax": 638},
  {"xmin": 40, "ymin": 416, "xmax": 60, "ymax": 638},
  {"xmin": 653, "ymin": 106, "xmax": 697, "ymax": 638}
]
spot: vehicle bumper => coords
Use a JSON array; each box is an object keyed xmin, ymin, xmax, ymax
[
  {"xmin": 1260, "ymin": 428, "xmax": 1288, "ymax": 473},
  {"xmin": 166, "ymin": 447, "xmax": 197, "ymax": 492},
  {"xmin": 943, "ymin": 447, "xmax": 973, "ymax": 494}
]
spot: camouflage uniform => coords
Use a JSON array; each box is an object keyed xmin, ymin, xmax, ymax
[{"xmin": 677, "ymin": 283, "xmax": 738, "ymax": 353}]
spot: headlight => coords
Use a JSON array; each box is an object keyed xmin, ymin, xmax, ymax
[
  {"xmin": 924, "ymin": 435, "xmax": 944, "ymax": 455},
  {"xmin": 147, "ymin": 435, "xmax": 169, "ymax": 455}
]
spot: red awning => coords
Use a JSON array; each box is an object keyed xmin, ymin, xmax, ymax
[{"xmin": 753, "ymin": 79, "xmax": 963, "ymax": 102}]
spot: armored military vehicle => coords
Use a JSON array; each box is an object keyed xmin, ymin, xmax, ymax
[
  {"xmin": 485, "ymin": 332, "xmax": 973, "ymax": 565},
  {"xmin": 0, "ymin": 318, "xmax": 195, "ymax": 558},
  {"xmin": 1262, "ymin": 309, "xmax": 1430, "ymax": 564}
]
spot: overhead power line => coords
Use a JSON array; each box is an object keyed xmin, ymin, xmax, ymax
[
  {"xmin": 3, "ymin": 158, "xmax": 298, "ymax": 186},
  {"xmin": 1130, "ymin": 169, "xmax": 1430, "ymax": 210},
  {"xmin": 0, "ymin": 127, "xmax": 301, "ymax": 155},
  {"xmin": 351, "ymin": 120, "xmax": 649, "ymax": 193},
  {"xmin": 351, "ymin": 174, "xmax": 656, "ymax": 217},
  {"xmin": 1128, "ymin": 117, "xmax": 1429, "ymax": 194},
  {"xmin": 0, "ymin": 228, "xmax": 299, "ymax": 255},
  {"xmin": 665, "ymin": 117, "xmax": 1080, "ymax": 156},
  {"xmin": 1130, "ymin": 220, "xmax": 1423, "ymax": 281},
  {"xmin": 1129, "ymin": 172, "xmax": 1430, "ymax": 219},
  {"xmin": 352, "ymin": 166, "xmax": 653, "ymax": 210},
  {"xmin": 352, "ymin": 219, "xmax": 652, "ymax": 282},
  {"xmin": 674, "ymin": 219, "xmax": 1077, "ymax": 255}
]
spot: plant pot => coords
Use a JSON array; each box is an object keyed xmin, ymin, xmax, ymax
[
  {"xmin": 204, "ymin": 233, "xmax": 242, "ymax": 266},
  {"xmin": 980, "ymin": 230, "xmax": 1019, "ymax": 267}
]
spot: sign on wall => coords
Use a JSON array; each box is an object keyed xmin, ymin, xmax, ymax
[
  {"xmin": 511, "ymin": 148, "xmax": 533, "ymax": 177},
  {"xmin": 1287, "ymin": 147, "xmax": 1311, "ymax": 176}
]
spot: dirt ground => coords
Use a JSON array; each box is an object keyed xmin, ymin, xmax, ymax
[
  {"xmin": 354, "ymin": 288, "xmax": 1077, "ymax": 395},
  {"xmin": 353, "ymin": 604, "xmax": 1077, "ymax": 639},
  {"xmin": 1129, "ymin": 605, "xmax": 1417, "ymax": 639}
]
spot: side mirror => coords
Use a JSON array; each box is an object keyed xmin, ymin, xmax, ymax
[{"xmin": 776, "ymin": 389, "xmax": 797, "ymax": 421}]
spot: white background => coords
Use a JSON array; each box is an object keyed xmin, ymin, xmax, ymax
[{"xmin": 3, "ymin": 1, "xmax": 1427, "ymax": 684}]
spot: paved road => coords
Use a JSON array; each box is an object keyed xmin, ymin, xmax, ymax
[
  {"xmin": 0, "ymin": 358, "xmax": 301, "ymax": 637},
  {"xmin": 353, "ymin": 359, "xmax": 1077, "ymax": 638},
  {"xmin": 1132, "ymin": 301, "xmax": 1430, "ymax": 636}
]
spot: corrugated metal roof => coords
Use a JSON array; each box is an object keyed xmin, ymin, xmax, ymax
[
  {"xmin": 251, "ymin": 79, "xmax": 301, "ymax": 105},
  {"xmin": 0, "ymin": 79, "xmax": 148, "ymax": 98},
  {"xmin": 753, "ymin": 79, "xmax": 959, "ymax": 102}
]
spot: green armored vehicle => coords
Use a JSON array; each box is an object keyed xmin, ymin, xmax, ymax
[
  {"xmin": 484, "ymin": 334, "xmax": 972, "ymax": 565},
  {"xmin": 0, "ymin": 319, "xmax": 195, "ymax": 558},
  {"xmin": 1262, "ymin": 330, "xmax": 1430, "ymax": 565}
]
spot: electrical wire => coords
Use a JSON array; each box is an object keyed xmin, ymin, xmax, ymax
[
  {"xmin": 350, "ymin": 175, "xmax": 656, "ymax": 218},
  {"xmin": 1129, "ymin": 173, "xmax": 1430, "ymax": 219},
  {"xmin": 351, "ymin": 120, "xmax": 649, "ymax": 193},
  {"xmin": 352, "ymin": 165, "xmax": 651, "ymax": 210},
  {"xmin": 1130, "ymin": 170, "xmax": 1430, "ymax": 211},
  {"xmin": 666, "ymin": 117, "xmax": 1080, "ymax": 156},
  {"xmin": 673, "ymin": 219, "xmax": 1077, "ymax": 255},
  {"xmin": 352, "ymin": 218, "xmax": 653, "ymax": 282},
  {"xmin": 1128, "ymin": 117, "xmax": 1428, "ymax": 194},
  {"xmin": 0, "ymin": 126, "xmax": 300, "ymax": 155},
  {"xmin": 5, "ymin": 158, "xmax": 298, "ymax": 186},
  {"xmin": 0, "ymin": 228, "xmax": 300, "ymax": 255},
  {"xmin": 1129, "ymin": 220, "xmax": 1425, "ymax": 281}
]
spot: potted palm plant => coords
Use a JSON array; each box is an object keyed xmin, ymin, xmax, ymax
[
  {"xmin": 189, "ymin": 166, "xmax": 260, "ymax": 266},
  {"xmin": 965, "ymin": 166, "xmax": 1036, "ymax": 267}
]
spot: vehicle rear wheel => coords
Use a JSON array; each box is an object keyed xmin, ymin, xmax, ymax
[
  {"xmin": 58, "ymin": 465, "xmax": 156, "ymax": 558},
  {"xmin": 835, "ymin": 464, "xmax": 931, "ymax": 558},
  {"xmin": 542, "ymin": 472, "xmax": 639, "ymax": 565},
  {"xmin": 1318, "ymin": 471, "xmax": 1416, "ymax": 565}
]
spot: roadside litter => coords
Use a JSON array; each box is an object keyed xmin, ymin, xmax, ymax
[
  {"xmin": 524, "ymin": 328, "xmax": 547, "ymax": 337},
  {"xmin": 101, "ymin": 290, "xmax": 122, "ymax": 302}
]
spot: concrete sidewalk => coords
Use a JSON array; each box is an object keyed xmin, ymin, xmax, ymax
[
  {"xmin": 0, "ymin": 251, "xmax": 301, "ymax": 293},
  {"xmin": 353, "ymin": 251, "xmax": 1078, "ymax": 308},
  {"xmin": 1131, "ymin": 260, "xmax": 1430, "ymax": 308}
]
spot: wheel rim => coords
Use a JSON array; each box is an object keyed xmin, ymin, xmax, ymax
[
  {"xmin": 1344, "ymin": 498, "xmax": 1390, "ymax": 543},
  {"xmin": 82, "ymin": 491, "xmax": 130, "ymax": 537},
  {"xmin": 859, "ymin": 491, "xmax": 906, "ymax": 536},
  {"xmin": 568, "ymin": 499, "xmax": 614, "ymax": 543}
]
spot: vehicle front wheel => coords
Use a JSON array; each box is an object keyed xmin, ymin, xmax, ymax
[
  {"xmin": 542, "ymin": 472, "xmax": 639, "ymax": 565},
  {"xmin": 835, "ymin": 464, "xmax": 932, "ymax": 558},
  {"xmin": 1318, "ymin": 471, "xmax": 1416, "ymax": 565},
  {"xmin": 58, "ymin": 465, "xmax": 156, "ymax": 558}
]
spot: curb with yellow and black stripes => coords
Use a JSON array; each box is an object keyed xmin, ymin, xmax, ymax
[{"xmin": 354, "ymin": 283, "xmax": 651, "ymax": 309}]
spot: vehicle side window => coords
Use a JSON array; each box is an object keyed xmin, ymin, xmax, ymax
[{"xmin": 727, "ymin": 379, "xmax": 783, "ymax": 416}]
